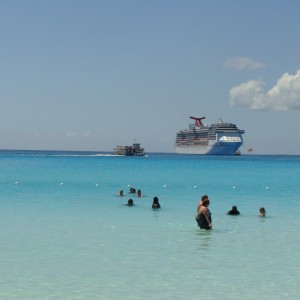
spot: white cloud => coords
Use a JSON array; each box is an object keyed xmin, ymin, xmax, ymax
[
  {"xmin": 229, "ymin": 69, "xmax": 300, "ymax": 111},
  {"xmin": 66, "ymin": 131, "xmax": 92, "ymax": 138},
  {"xmin": 82, "ymin": 131, "xmax": 91, "ymax": 137},
  {"xmin": 66, "ymin": 132, "xmax": 78, "ymax": 138},
  {"xmin": 224, "ymin": 57, "xmax": 265, "ymax": 70},
  {"xmin": 66, "ymin": 132, "xmax": 93, "ymax": 138}
]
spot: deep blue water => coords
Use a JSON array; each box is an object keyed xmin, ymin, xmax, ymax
[{"xmin": 0, "ymin": 151, "xmax": 300, "ymax": 299}]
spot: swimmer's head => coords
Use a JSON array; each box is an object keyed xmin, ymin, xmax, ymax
[
  {"xmin": 153, "ymin": 196, "xmax": 159, "ymax": 204},
  {"xmin": 259, "ymin": 207, "xmax": 266, "ymax": 216},
  {"xmin": 202, "ymin": 199, "xmax": 210, "ymax": 207},
  {"xmin": 128, "ymin": 199, "xmax": 134, "ymax": 206}
]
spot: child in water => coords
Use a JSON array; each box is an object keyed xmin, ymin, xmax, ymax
[{"xmin": 259, "ymin": 207, "xmax": 266, "ymax": 217}]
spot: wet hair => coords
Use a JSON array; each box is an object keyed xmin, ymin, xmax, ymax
[
  {"xmin": 128, "ymin": 199, "xmax": 134, "ymax": 206},
  {"xmin": 259, "ymin": 207, "xmax": 266, "ymax": 214},
  {"xmin": 202, "ymin": 199, "xmax": 210, "ymax": 207},
  {"xmin": 152, "ymin": 197, "xmax": 160, "ymax": 208},
  {"xmin": 201, "ymin": 195, "xmax": 208, "ymax": 201},
  {"xmin": 232, "ymin": 205, "xmax": 238, "ymax": 211},
  {"xmin": 153, "ymin": 197, "xmax": 159, "ymax": 204}
]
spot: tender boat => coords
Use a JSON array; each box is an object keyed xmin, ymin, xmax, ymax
[{"xmin": 113, "ymin": 143, "xmax": 145, "ymax": 156}]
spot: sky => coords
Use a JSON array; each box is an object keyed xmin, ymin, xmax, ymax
[{"xmin": 0, "ymin": 0, "xmax": 300, "ymax": 154}]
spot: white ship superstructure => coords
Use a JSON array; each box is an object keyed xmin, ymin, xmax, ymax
[{"xmin": 175, "ymin": 116, "xmax": 245, "ymax": 155}]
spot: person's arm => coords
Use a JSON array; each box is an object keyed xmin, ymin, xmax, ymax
[
  {"xmin": 204, "ymin": 207, "xmax": 212, "ymax": 228},
  {"xmin": 195, "ymin": 201, "xmax": 202, "ymax": 217}
]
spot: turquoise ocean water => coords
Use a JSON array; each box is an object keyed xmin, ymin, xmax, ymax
[{"xmin": 0, "ymin": 150, "xmax": 300, "ymax": 299}]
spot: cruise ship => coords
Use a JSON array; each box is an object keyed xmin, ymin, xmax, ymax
[{"xmin": 175, "ymin": 116, "xmax": 245, "ymax": 155}]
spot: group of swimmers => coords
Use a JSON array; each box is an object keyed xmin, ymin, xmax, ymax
[
  {"xmin": 120, "ymin": 191, "xmax": 266, "ymax": 226},
  {"xmin": 119, "ymin": 188, "xmax": 161, "ymax": 209},
  {"xmin": 119, "ymin": 188, "xmax": 142, "ymax": 197},
  {"xmin": 195, "ymin": 194, "xmax": 267, "ymax": 230}
]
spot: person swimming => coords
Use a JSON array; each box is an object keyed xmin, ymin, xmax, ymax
[
  {"xmin": 137, "ymin": 189, "xmax": 142, "ymax": 197},
  {"xmin": 259, "ymin": 207, "xmax": 266, "ymax": 217},
  {"xmin": 129, "ymin": 187, "xmax": 136, "ymax": 194},
  {"xmin": 152, "ymin": 196, "xmax": 161, "ymax": 209},
  {"xmin": 227, "ymin": 205, "xmax": 240, "ymax": 215},
  {"xmin": 197, "ymin": 198, "xmax": 212, "ymax": 230},
  {"xmin": 119, "ymin": 190, "xmax": 124, "ymax": 196},
  {"xmin": 125, "ymin": 199, "xmax": 134, "ymax": 206}
]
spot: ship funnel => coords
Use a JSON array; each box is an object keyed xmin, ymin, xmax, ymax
[{"xmin": 190, "ymin": 116, "xmax": 205, "ymax": 127}]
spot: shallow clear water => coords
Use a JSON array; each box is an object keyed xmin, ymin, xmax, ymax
[{"xmin": 0, "ymin": 151, "xmax": 300, "ymax": 299}]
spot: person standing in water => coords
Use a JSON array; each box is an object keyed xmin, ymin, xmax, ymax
[
  {"xmin": 195, "ymin": 195, "xmax": 208, "ymax": 225},
  {"xmin": 197, "ymin": 198, "xmax": 212, "ymax": 230}
]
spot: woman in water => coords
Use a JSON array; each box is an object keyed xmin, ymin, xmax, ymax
[
  {"xmin": 195, "ymin": 195, "xmax": 208, "ymax": 224},
  {"xmin": 227, "ymin": 205, "xmax": 240, "ymax": 215},
  {"xmin": 197, "ymin": 198, "xmax": 212, "ymax": 230},
  {"xmin": 152, "ymin": 196, "xmax": 161, "ymax": 209}
]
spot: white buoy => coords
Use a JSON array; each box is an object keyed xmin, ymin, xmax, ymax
[
  {"xmin": 128, "ymin": 184, "xmax": 131, "ymax": 187},
  {"xmin": 59, "ymin": 182, "xmax": 64, "ymax": 186},
  {"xmin": 14, "ymin": 181, "xmax": 19, "ymax": 185},
  {"xmin": 163, "ymin": 184, "xmax": 167, "ymax": 188},
  {"xmin": 193, "ymin": 185, "xmax": 197, "ymax": 189}
]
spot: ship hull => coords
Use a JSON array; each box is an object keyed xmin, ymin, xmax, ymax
[{"xmin": 175, "ymin": 140, "xmax": 243, "ymax": 155}]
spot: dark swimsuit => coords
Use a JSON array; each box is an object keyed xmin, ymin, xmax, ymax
[
  {"xmin": 197, "ymin": 210, "xmax": 212, "ymax": 230},
  {"xmin": 227, "ymin": 210, "xmax": 240, "ymax": 215}
]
